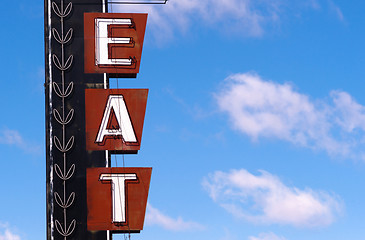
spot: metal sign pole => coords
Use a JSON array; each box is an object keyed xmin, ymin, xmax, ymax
[{"xmin": 45, "ymin": 1, "xmax": 107, "ymax": 239}]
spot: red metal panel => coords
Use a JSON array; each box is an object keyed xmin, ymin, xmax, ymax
[
  {"xmin": 85, "ymin": 89, "xmax": 148, "ymax": 152},
  {"xmin": 84, "ymin": 13, "xmax": 147, "ymax": 77},
  {"xmin": 87, "ymin": 167, "xmax": 152, "ymax": 232}
]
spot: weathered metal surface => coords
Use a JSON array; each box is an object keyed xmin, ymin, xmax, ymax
[
  {"xmin": 85, "ymin": 89, "xmax": 148, "ymax": 153},
  {"xmin": 84, "ymin": 13, "xmax": 147, "ymax": 78},
  {"xmin": 87, "ymin": 167, "xmax": 152, "ymax": 232},
  {"xmin": 45, "ymin": 0, "xmax": 108, "ymax": 239}
]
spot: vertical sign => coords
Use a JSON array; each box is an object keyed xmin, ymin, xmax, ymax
[
  {"xmin": 83, "ymin": 12, "xmax": 151, "ymax": 234},
  {"xmin": 46, "ymin": 1, "xmax": 153, "ymax": 240}
]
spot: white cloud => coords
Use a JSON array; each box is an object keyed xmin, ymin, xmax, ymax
[
  {"xmin": 0, "ymin": 129, "xmax": 24, "ymax": 146},
  {"xmin": 203, "ymin": 169, "xmax": 343, "ymax": 227},
  {"xmin": 220, "ymin": 228, "xmax": 238, "ymax": 240},
  {"xmin": 0, "ymin": 128, "xmax": 41, "ymax": 154},
  {"xmin": 249, "ymin": 232, "xmax": 286, "ymax": 240},
  {"xmin": 0, "ymin": 224, "xmax": 20, "ymax": 240},
  {"xmin": 215, "ymin": 72, "xmax": 365, "ymax": 159},
  {"xmin": 109, "ymin": 1, "xmax": 343, "ymax": 41},
  {"xmin": 331, "ymin": 91, "xmax": 365, "ymax": 132},
  {"xmin": 145, "ymin": 204, "xmax": 204, "ymax": 231},
  {"xmin": 111, "ymin": 0, "xmax": 283, "ymax": 41},
  {"xmin": 0, "ymin": 230, "xmax": 20, "ymax": 240}
]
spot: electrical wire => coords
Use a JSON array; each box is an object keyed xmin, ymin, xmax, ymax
[{"xmin": 108, "ymin": 0, "xmax": 167, "ymax": 4}]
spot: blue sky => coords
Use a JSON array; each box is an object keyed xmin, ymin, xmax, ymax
[{"xmin": 2, "ymin": 0, "xmax": 365, "ymax": 240}]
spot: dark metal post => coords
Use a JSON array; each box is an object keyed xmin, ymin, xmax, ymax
[{"xmin": 45, "ymin": 1, "xmax": 108, "ymax": 239}]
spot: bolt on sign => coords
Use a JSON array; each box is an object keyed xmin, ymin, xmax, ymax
[
  {"xmin": 85, "ymin": 89, "xmax": 148, "ymax": 153},
  {"xmin": 87, "ymin": 167, "xmax": 152, "ymax": 232},
  {"xmin": 84, "ymin": 13, "xmax": 147, "ymax": 78}
]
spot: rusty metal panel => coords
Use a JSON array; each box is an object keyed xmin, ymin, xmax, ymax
[
  {"xmin": 84, "ymin": 13, "xmax": 147, "ymax": 77},
  {"xmin": 87, "ymin": 167, "xmax": 152, "ymax": 232},
  {"xmin": 85, "ymin": 89, "xmax": 148, "ymax": 153}
]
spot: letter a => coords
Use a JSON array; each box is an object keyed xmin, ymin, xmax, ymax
[{"xmin": 95, "ymin": 95, "xmax": 137, "ymax": 143}]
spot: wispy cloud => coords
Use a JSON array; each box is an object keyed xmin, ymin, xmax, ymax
[
  {"xmin": 0, "ymin": 129, "xmax": 24, "ymax": 146},
  {"xmin": 0, "ymin": 223, "xmax": 21, "ymax": 240},
  {"xmin": 306, "ymin": 0, "xmax": 321, "ymax": 10},
  {"xmin": 111, "ymin": 0, "xmax": 283, "ymax": 41},
  {"xmin": 215, "ymin": 72, "xmax": 365, "ymax": 159},
  {"xmin": 249, "ymin": 232, "xmax": 286, "ymax": 240},
  {"xmin": 220, "ymin": 228, "xmax": 238, "ymax": 240},
  {"xmin": 163, "ymin": 87, "xmax": 211, "ymax": 120},
  {"xmin": 203, "ymin": 169, "xmax": 343, "ymax": 227},
  {"xmin": 145, "ymin": 204, "xmax": 204, "ymax": 231},
  {"xmin": 328, "ymin": 0, "xmax": 344, "ymax": 21},
  {"xmin": 110, "ymin": 1, "xmax": 345, "ymax": 42},
  {"xmin": 0, "ymin": 128, "xmax": 41, "ymax": 154}
]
